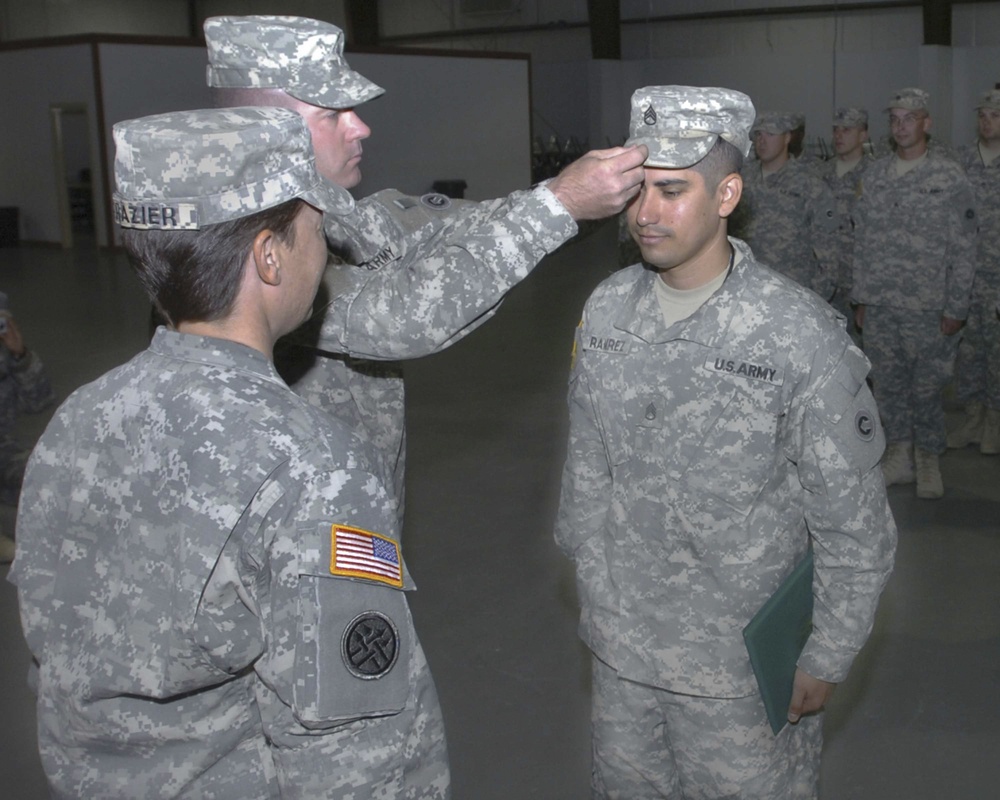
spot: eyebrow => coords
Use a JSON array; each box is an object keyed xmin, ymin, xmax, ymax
[{"xmin": 652, "ymin": 177, "xmax": 690, "ymax": 188}]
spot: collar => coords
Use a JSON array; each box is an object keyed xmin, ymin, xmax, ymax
[{"xmin": 149, "ymin": 326, "xmax": 286, "ymax": 386}]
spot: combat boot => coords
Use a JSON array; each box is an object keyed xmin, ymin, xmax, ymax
[
  {"xmin": 946, "ymin": 402, "xmax": 985, "ymax": 448},
  {"xmin": 881, "ymin": 441, "xmax": 915, "ymax": 486},
  {"xmin": 915, "ymin": 448, "xmax": 944, "ymax": 499},
  {"xmin": 980, "ymin": 408, "xmax": 1000, "ymax": 455}
]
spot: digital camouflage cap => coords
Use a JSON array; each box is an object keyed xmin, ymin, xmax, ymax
[
  {"xmin": 751, "ymin": 111, "xmax": 797, "ymax": 135},
  {"xmin": 976, "ymin": 89, "xmax": 1000, "ymax": 111},
  {"xmin": 625, "ymin": 86, "xmax": 755, "ymax": 169},
  {"xmin": 204, "ymin": 15, "xmax": 385, "ymax": 109},
  {"xmin": 833, "ymin": 107, "xmax": 868, "ymax": 128},
  {"xmin": 113, "ymin": 106, "xmax": 354, "ymax": 231},
  {"xmin": 887, "ymin": 87, "xmax": 929, "ymax": 112}
]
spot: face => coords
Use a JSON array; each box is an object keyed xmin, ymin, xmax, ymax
[
  {"xmin": 627, "ymin": 166, "xmax": 729, "ymax": 277},
  {"xmin": 279, "ymin": 203, "xmax": 329, "ymax": 327},
  {"xmin": 752, "ymin": 130, "xmax": 789, "ymax": 165},
  {"xmin": 290, "ymin": 97, "xmax": 371, "ymax": 188},
  {"xmin": 832, "ymin": 125, "xmax": 868, "ymax": 158},
  {"xmin": 978, "ymin": 108, "xmax": 1000, "ymax": 145},
  {"xmin": 888, "ymin": 109, "xmax": 930, "ymax": 150}
]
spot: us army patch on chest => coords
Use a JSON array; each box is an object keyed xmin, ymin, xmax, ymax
[
  {"xmin": 705, "ymin": 356, "xmax": 784, "ymax": 385},
  {"xmin": 582, "ymin": 333, "xmax": 632, "ymax": 355}
]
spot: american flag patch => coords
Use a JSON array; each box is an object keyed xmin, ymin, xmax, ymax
[{"xmin": 330, "ymin": 525, "xmax": 403, "ymax": 588}]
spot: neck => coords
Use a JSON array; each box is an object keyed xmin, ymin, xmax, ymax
[
  {"xmin": 896, "ymin": 139, "xmax": 928, "ymax": 160},
  {"xmin": 176, "ymin": 316, "xmax": 275, "ymax": 360},
  {"xmin": 838, "ymin": 148, "xmax": 863, "ymax": 164},
  {"xmin": 761, "ymin": 151, "xmax": 789, "ymax": 176},
  {"xmin": 658, "ymin": 233, "xmax": 732, "ymax": 291}
]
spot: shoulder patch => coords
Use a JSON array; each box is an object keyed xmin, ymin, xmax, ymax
[
  {"xmin": 419, "ymin": 192, "xmax": 452, "ymax": 211},
  {"xmin": 854, "ymin": 408, "xmax": 877, "ymax": 442},
  {"xmin": 330, "ymin": 524, "xmax": 403, "ymax": 588}
]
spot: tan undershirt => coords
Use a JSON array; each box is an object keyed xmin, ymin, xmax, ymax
[
  {"xmin": 893, "ymin": 150, "xmax": 927, "ymax": 177},
  {"xmin": 979, "ymin": 140, "xmax": 1000, "ymax": 166},
  {"xmin": 836, "ymin": 154, "xmax": 862, "ymax": 178},
  {"xmin": 653, "ymin": 250, "xmax": 738, "ymax": 328}
]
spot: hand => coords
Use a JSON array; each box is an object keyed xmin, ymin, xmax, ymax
[
  {"xmin": 853, "ymin": 304, "xmax": 865, "ymax": 330},
  {"xmin": 940, "ymin": 315, "xmax": 964, "ymax": 336},
  {"xmin": 787, "ymin": 668, "xmax": 836, "ymax": 724},
  {"xmin": 0, "ymin": 313, "xmax": 25, "ymax": 358},
  {"xmin": 548, "ymin": 145, "xmax": 648, "ymax": 221}
]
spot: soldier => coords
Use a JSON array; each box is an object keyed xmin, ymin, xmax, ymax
[
  {"xmin": 949, "ymin": 89, "xmax": 1000, "ymax": 453},
  {"xmin": 819, "ymin": 107, "xmax": 873, "ymax": 340},
  {"xmin": 0, "ymin": 301, "xmax": 55, "ymax": 564},
  {"xmin": 852, "ymin": 88, "xmax": 978, "ymax": 498},
  {"xmin": 731, "ymin": 111, "xmax": 838, "ymax": 298},
  {"xmin": 11, "ymin": 108, "xmax": 449, "ymax": 798},
  {"xmin": 203, "ymin": 15, "xmax": 646, "ymax": 511},
  {"xmin": 555, "ymin": 85, "xmax": 896, "ymax": 798}
]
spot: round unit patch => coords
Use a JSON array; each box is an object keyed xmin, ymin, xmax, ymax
[
  {"xmin": 342, "ymin": 611, "xmax": 400, "ymax": 680},
  {"xmin": 854, "ymin": 409, "xmax": 876, "ymax": 442},
  {"xmin": 420, "ymin": 192, "xmax": 452, "ymax": 211}
]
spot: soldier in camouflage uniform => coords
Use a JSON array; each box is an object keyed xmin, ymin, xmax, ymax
[
  {"xmin": 11, "ymin": 108, "xmax": 449, "ymax": 798},
  {"xmin": 818, "ymin": 107, "xmax": 873, "ymax": 341},
  {"xmin": 0, "ymin": 304, "xmax": 55, "ymax": 563},
  {"xmin": 949, "ymin": 90, "xmax": 1000, "ymax": 453},
  {"xmin": 852, "ymin": 88, "xmax": 978, "ymax": 498},
  {"xmin": 204, "ymin": 15, "xmax": 646, "ymax": 510},
  {"xmin": 730, "ymin": 111, "xmax": 839, "ymax": 298},
  {"xmin": 556, "ymin": 86, "xmax": 896, "ymax": 799}
]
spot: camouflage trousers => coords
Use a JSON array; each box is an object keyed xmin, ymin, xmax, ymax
[
  {"xmin": 590, "ymin": 657, "xmax": 821, "ymax": 799},
  {"xmin": 864, "ymin": 306, "xmax": 961, "ymax": 453},
  {"xmin": 952, "ymin": 271, "xmax": 1000, "ymax": 410}
]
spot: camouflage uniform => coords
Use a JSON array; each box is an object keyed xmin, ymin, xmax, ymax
[
  {"xmin": 0, "ymin": 344, "xmax": 55, "ymax": 504},
  {"xmin": 851, "ymin": 149, "xmax": 977, "ymax": 454},
  {"xmin": 557, "ymin": 87, "xmax": 896, "ymax": 798},
  {"xmin": 818, "ymin": 109, "xmax": 874, "ymax": 339},
  {"xmin": 287, "ymin": 185, "xmax": 577, "ymax": 508},
  {"xmin": 11, "ymin": 108, "xmax": 450, "ymax": 798},
  {"xmin": 732, "ymin": 113, "xmax": 839, "ymax": 298},
  {"xmin": 953, "ymin": 134, "xmax": 1000, "ymax": 415},
  {"xmin": 205, "ymin": 16, "xmax": 580, "ymax": 512}
]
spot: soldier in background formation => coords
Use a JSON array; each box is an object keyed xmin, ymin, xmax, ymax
[
  {"xmin": 852, "ymin": 88, "xmax": 977, "ymax": 499},
  {"xmin": 557, "ymin": 84, "xmax": 895, "ymax": 798},
  {"xmin": 204, "ymin": 15, "xmax": 646, "ymax": 518},
  {"xmin": 948, "ymin": 89, "xmax": 1000, "ymax": 454},
  {"xmin": 730, "ymin": 111, "xmax": 839, "ymax": 299},
  {"xmin": 818, "ymin": 107, "xmax": 872, "ymax": 343}
]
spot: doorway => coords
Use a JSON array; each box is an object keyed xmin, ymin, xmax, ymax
[{"xmin": 50, "ymin": 104, "xmax": 98, "ymax": 249}]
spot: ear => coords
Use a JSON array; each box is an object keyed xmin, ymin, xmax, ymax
[
  {"xmin": 252, "ymin": 228, "xmax": 281, "ymax": 287},
  {"xmin": 718, "ymin": 172, "xmax": 743, "ymax": 218}
]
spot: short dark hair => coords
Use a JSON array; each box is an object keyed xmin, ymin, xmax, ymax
[
  {"xmin": 689, "ymin": 138, "xmax": 744, "ymax": 190},
  {"xmin": 121, "ymin": 199, "xmax": 304, "ymax": 326}
]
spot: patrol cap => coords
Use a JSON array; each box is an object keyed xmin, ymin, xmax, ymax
[
  {"xmin": 975, "ymin": 89, "xmax": 1000, "ymax": 111},
  {"xmin": 752, "ymin": 111, "xmax": 797, "ymax": 135},
  {"xmin": 625, "ymin": 85, "xmax": 755, "ymax": 169},
  {"xmin": 113, "ymin": 106, "xmax": 354, "ymax": 231},
  {"xmin": 887, "ymin": 87, "xmax": 929, "ymax": 112},
  {"xmin": 789, "ymin": 112, "xmax": 806, "ymax": 129},
  {"xmin": 833, "ymin": 107, "xmax": 868, "ymax": 128},
  {"xmin": 204, "ymin": 15, "xmax": 385, "ymax": 109}
]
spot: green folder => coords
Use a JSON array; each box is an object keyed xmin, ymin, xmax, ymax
[{"xmin": 742, "ymin": 550, "xmax": 814, "ymax": 735}]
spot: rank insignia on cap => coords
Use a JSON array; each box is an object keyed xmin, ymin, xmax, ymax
[
  {"xmin": 643, "ymin": 103, "xmax": 657, "ymax": 126},
  {"xmin": 420, "ymin": 192, "xmax": 452, "ymax": 211},
  {"xmin": 330, "ymin": 525, "xmax": 403, "ymax": 588},
  {"xmin": 855, "ymin": 409, "xmax": 876, "ymax": 442},
  {"xmin": 342, "ymin": 611, "xmax": 400, "ymax": 680}
]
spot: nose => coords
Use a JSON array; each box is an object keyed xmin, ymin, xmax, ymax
[
  {"xmin": 344, "ymin": 110, "xmax": 371, "ymax": 141},
  {"xmin": 634, "ymin": 189, "xmax": 659, "ymax": 227}
]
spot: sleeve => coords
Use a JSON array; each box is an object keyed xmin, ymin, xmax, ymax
[
  {"xmin": 849, "ymin": 184, "xmax": 871, "ymax": 304},
  {"xmin": 251, "ymin": 452, "xmax": 414, "ymax": 739},
  {"xmin": 8, "ymin": 404, "xmax": 74, "ymax": 661},
  {"xmin": 9, "ymin": 348, "xmax": 56, "ymax": 415},
  {"xmin": 943, "ymin": 175, "xmax": 978, "ymax": 320},
  {"xmin": 297, "ymin": 183, "xmax": 578, "ymax": 360},
  {"xmin": 554, "ymin": 318, "xmax": 613, "ymax": 556},
  {"xmin": 792, "ymin": 343, "xmax": 897, "ymax": 683}
]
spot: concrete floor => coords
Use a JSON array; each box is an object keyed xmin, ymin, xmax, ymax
[{"xmin": 1, "ymin": 222, "xmax": 999, "ymax": 798}]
